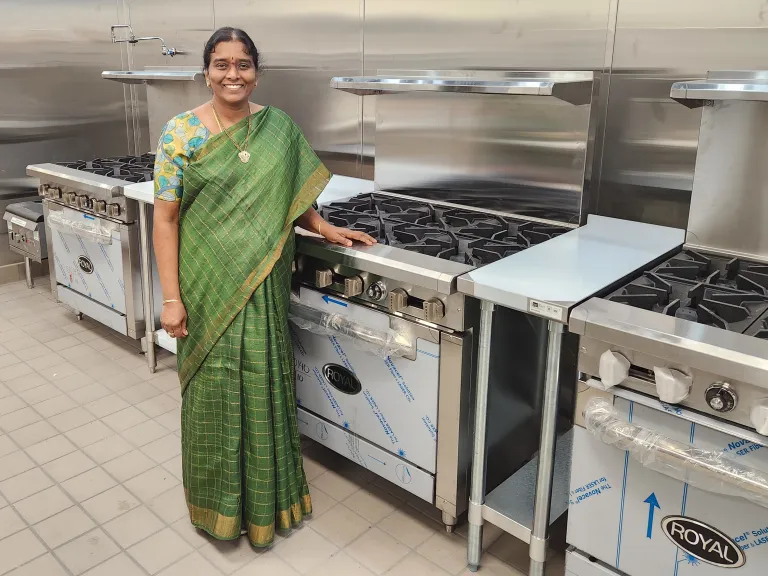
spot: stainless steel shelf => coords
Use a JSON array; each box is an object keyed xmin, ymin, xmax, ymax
[
  {"xmin": 671, "ymin": 70, "xmax": 768, "ymax": 107},
  {"xmin": 481, "ymin": 429, "xmax": 573, "ymax": 543},
  {"xmin": 331, "ymin": 70, "xmax": 595, "ymax": 105},
  {"xmin": 102, "ymin": 70, "xmax": 204, "ymax": 84}
]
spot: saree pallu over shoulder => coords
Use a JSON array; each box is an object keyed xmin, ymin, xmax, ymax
[{"xmin": 176, "ymin": 107, "xmax": 330, "ymax": 393}]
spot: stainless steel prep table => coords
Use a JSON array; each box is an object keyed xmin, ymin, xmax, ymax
[{"xmin": 458, "ymin": 214, "xmax": 685, "ymax": 575}]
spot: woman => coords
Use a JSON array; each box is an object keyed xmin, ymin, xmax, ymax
[{"xmin": 153, "ymin": 27, "xmax": 375, "ymax": 548}]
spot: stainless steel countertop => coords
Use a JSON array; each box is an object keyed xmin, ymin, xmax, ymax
[{"xmin": 456, "ymin": 215, "xmax": 685, "ymax": 323}]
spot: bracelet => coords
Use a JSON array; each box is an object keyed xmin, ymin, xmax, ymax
[
  {"xmin": 317, "ymin": 221, "xmax": 323, "ymax": 236},
  {"xmin": 163, "ymin": 299, "xmax": 181, "ymax": 305}
]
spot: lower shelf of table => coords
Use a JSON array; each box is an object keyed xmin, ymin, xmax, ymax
[{"xmin": 482, "ymin": 428, "xmax": 573, "ymax": 543}]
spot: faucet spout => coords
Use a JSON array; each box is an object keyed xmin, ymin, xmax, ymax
[{"xmin": 110, "ymin": 25, "xmax": 182, "ymax": 57}]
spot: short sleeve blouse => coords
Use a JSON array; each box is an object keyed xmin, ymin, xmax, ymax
[{"xmin": 153, "ymin": 111, "xmax": 211, "ymax": 202}]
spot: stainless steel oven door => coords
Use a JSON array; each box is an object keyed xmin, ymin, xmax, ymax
[
  {"xmin": 44, "ymin": 201, "xmax": 144, "ymax": 338},
  {"xmin": 290, "ymin": 286, "xmax": 441, "ymax": 474},
  {"xmin": 47, "ymin": 204, "xmax": 127, "ymax": 312},
  {"xmin": 567, "ymin": 389, "xmax": 768, "ymax": 576}
]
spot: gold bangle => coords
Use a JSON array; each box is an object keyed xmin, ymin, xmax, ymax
[
  {"xmin": 163, "ymin": 299, "xmax": 180, "ymax": 305},
  {"xmin": 317, "ymin": 222, "xmax": 323, "ymax": 236}
]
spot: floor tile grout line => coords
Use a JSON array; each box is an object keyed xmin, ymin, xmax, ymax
[
  {"xmin": 0, "ymin": 364, "xmax": 183, "ymax": 574},
  {"xmin": 0, "ymin": 412, "xmax": 186, "ymax": 576}
]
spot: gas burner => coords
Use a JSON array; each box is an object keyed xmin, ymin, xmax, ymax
[
  {"xmin": 55, "ymin": 154, "xmax": 157, "ymax": 183},
  {"xmin": 669, "ymin": 286, "xmax": 768, "ymax": 332},
  {"xmin": 607, "ymin": 266, "xmax": 768, "ymax": 333},
  {"xmin": 318, "ymin": 192, "xmax": 570, "ymax": 267},
  {"xmin": 442, "ymin": 210, "xmax": 506, "ymax": 238},
  {"xmin": 322, "ymin": 209, "xmax": 383, "ymax": 240},
  {"xmin": 466, "ymin": 239, "xmax": 527, "ymax": 266},
  {"xmin": 513, "ymin": 221, "xmax": 567, "ymax": 246},
  {"xmin": 651, "ymin": 250, "xmax": 768, "ymax": 296},
  {"xmin": 388, "ymin": 224, "xmax": 457, "ymax": 260}
]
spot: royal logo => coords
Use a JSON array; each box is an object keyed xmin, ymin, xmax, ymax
[
  {"xmin": 77, "ymin": 256, "xmax": 94, "ymax": 274},
  {"xmin": 322, "ymin": 364, "xmax": 362, "ymax": 395},
  {"xmin": 662, "ymin": 516, "xmax": 745, "ymax": 568}
]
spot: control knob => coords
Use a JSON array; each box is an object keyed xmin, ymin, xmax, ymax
[
  {"xmin": 388, "ymin": 288, "xmax": 408, "ymax": 313},
  {"xmin": 366, "ymin": 281, "xmax": 387, "ymax": 302},
  {"xmin": 423, "ymin": 298, "xmax": 445, "ymax": 322},
  {"xmin": 93, "ymin": 200, "xmax": 107, "ymax": 214},
  {"xmin": 77, "ymin": 196, "xmax": 90, "ymax": 209},
  {"xmin": 595, "ymin": 350, "xmax": 630, "ymax": 390},
  {"xmin": 344, "ymin": 276, "xmax": 364, "ymax": 298},
  {"xmin": 107, "ymin": 204, "xmax": 121, "ymax": 218},
  {"xmin": 66, "ymin": 192, "xmax": 78, "ymax": 205},
  {"xmin": 750, "ymin": 399, "xmax": 768, "ymax": 436},
  {"xmin": 705, "ymin": 382, "xmax": 738, "ymax": 413},
  {"xmin": 315, "ymin": 269, "xmax": 333, "ymax": 289},
  {"xmin": 48, "ymin": 187, "xmax": 62, "ymax": 200},
  {"xmin": 654, "ymin": 367, "xmax": 692, "ymax": 404}
]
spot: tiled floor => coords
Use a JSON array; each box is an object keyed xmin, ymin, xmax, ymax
[{"xmin": 0, "ymin": 278, "xmax": 565, "ymax": 576}]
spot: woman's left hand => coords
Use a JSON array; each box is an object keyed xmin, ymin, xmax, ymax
[{"xmin": 321, "ymin": 224, "xmax": 377, "ymax": 247}]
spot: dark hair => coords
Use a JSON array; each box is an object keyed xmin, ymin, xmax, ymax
[{"xmin": 203, "ymin": 27, "xmax": 262, "ymax": 72}]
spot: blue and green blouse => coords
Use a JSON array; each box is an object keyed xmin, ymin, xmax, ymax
[{"xmin": 153, "ymin": 111, "xmax": 210, "ymax": 202}]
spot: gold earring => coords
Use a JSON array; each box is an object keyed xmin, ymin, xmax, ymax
[{"xmin": 206, "ymin": 80, "xmax": 211, "ymax": 88}]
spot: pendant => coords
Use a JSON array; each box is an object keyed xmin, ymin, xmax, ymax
[{"xmin": 238, "ymin": 150, "xmax": 251, "ymax": 163}]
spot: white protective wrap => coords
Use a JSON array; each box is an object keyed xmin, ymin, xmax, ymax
[
  {"xmin": 584, "ymin": 397, "xmax": 768, "ymax": 509},
  {"xmin": 288, "ymin": 299, "xmax": 415, "ymax": 359},
  {"xmin": 47, "ymin": 211, "xmax": 112, "ymax": 245}
]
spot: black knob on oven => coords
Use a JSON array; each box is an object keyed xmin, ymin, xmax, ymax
[{"xmin": 706, "ymin": 383, "xmax": 737, "ymax": 413}]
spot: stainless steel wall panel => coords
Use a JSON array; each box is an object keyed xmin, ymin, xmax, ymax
[
  {"xmin": 362, "ymin": 0, "xmax": 614, "ymax": 197},
  {"xmin": 213, "ymin": 0, "xmax": 363, "ymax": 70},
  {"xmin": 0, "ymin": 0, "xmax": 131, "ymax": 271},
  {"xmin": 124, "ymin": 0, "xmax": 214, "ymax": 68},
  {"xmin": 596, "ymin": 0, "xmax": 768, "ymax": 228},
  {"xmin": 364, "ymin": 0, "xmax": 614, "ymax": 70}
]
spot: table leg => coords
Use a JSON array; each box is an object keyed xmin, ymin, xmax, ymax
[
  {"xmin": 138, "ymin": 201, "xmax": 156, "ymax": 373},
  {"xmin": 528, "ymin": 320, "xmax": 564, "ymax": 576},
  {"xmin": 467, "ymin": 300, "xmax": 495, "ymax": 572},
  {"xmin": 24, "ymin": 258, "xmax": 33, "ymax": 289}
]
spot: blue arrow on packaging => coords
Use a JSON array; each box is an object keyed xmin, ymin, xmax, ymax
[
  {"xmin": 322, "ymin": 294, "xmax": 347, "ymax": 307},
  {"xmin": 644, "ymin": 493, "xmax": 661, "ymax": 539}
]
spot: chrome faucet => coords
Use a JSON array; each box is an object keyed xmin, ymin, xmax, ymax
[{"xmin": 110, "ymin": 25, "xmax": 183, "ymax": 57}]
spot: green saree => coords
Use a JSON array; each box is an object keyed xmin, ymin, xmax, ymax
[{"xmin": 176, "ymin": 106, "xmax": 330, "ymax": 547}]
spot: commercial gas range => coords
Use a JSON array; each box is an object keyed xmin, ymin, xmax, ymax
[
  {"xmin": 27, "ymin": 154, "xmax": 158, "ymax": 338},
  {"xmin": 565, "ymin": 72, "xmax": 768, "ymax": 576},
  {"xmin": 290, "ymin": 191, "xmax": 574, "ymax": 531}
]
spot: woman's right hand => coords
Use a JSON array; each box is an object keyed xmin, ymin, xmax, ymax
[{"xmin": 161, "ymin": 301, "xmax": 188, "ymax": 339}]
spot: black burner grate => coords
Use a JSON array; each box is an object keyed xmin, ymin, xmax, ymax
[
  {"xmin": 56, "ymin": 154, "xmax": 157, "ymax": 183},
  {"xmin": 320, "ymin": 193, "xmax": 569, "ymax": 266},
  {"xmin": 607, "ymin": 249, "xmax": 768, "ymax": 333}
]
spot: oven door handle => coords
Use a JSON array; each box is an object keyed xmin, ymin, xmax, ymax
[
  {"xmin": 288, "ymin": 301, "xmax": 417, "ymax": 360},
  {"xmin": 47, "ymin": 211, "xmax": 112, "ymax": 245},
  {"xmin": 585, "ymin": 397, "xmax": 768, "ymax": 508}
]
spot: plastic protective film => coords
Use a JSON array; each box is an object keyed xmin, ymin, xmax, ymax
[
  {"xmin": 47, "ymin": 211, "xmax": 112, "ymax": 244},
  {"xmin": 288, "ymin": 298, "xmax": 415, "ymax": 359},
  {"xmin": 584, "ymin": 397, "xmax": 768, "ymax": 509}
]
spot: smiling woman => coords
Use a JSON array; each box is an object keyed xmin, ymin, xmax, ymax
[{"xmin": 151, "ymin": 27, "xmax": 376, "ymax": 550}]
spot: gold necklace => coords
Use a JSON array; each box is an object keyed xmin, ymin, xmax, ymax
[{"xmin": 211, "ymin": 101, "xmax": 252, "ymax": 163}]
